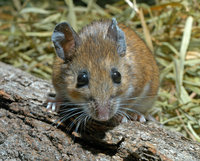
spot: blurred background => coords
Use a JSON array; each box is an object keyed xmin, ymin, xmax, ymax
[{"xmin": 0, "ymin": 0, "xmax": 199, "ymax": 142}]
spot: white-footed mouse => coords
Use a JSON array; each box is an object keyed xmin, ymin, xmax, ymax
[{"xmin": 47, "ymin": 18, "xmax": 159, "ymax": 127}]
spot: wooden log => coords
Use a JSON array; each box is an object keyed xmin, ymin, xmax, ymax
[{"xmin": 0, "ymin": 62, "xmax": 199, "ymax": 161}]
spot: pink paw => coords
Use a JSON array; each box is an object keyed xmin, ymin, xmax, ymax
[
  {"xmin": 129, "ymin": 113, "xmax": 146, "ymax": 123},
  {"xmin": 119, "ymin": 113, "xmax": 146, "ymax": 123},
  {"xmin": 46, "ymin": 93, "xmax": 60, "ymax": 112},
  {"xmin": 46, "ymin": 101, "xmax": 58, "ymax": 112}
]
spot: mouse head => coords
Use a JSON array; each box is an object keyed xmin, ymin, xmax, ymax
[{"xmin": 52, "ymin": 18, "xmax": 132, "ymax": 122}]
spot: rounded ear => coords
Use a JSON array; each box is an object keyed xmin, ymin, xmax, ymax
[
  {"xmin": 107, "ymin": 18, "xmax": 126, "ymax": 56},
  {"xmin": 51, "ymin": 22, "xmax": 81, "ymax": 60}
]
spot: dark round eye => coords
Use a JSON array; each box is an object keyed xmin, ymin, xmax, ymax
[
  {"xmin": 111, "ymin": 69, "xmax": 121, "ymax": 84},
  {"xmin": 77, "ymin": 72, "xmax": 89, "ymax": 88}
]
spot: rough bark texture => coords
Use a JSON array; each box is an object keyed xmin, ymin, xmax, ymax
[{"xmin": 0, "ymin": 62, "xmax": 200, "ymax": 161}]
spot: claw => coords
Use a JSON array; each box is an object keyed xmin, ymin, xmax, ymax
[
  {"xmin": 129, "ymin": 113, "xmax": 147, "ymax": 123},
  {"xmin": 121, "ymin": 116, "xmax": 128, "ymax": 123},
  {"xmin": 52, "ymin": 103, "xmax": 56, "ymax": 111},
  {"xmin": 139, "ymin": 115, "xmax": 146, "ymax": 123},
  {"xmin": 46, "ymin": 102, "xmax": 51, "ymax": 109},
  {"xmin": 46, "ymin": 101, "xmax": 60, "ymax": 113}
]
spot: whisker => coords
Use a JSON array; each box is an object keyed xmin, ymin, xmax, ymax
[
  {"xmin": 85, "ymin": 116, "xmax": 92, "ymax": 132},
  {"xmin": 69, "ymin": 113, "xmax": 86, "ymax": 132},
  {"xmin": 83, "ymin": 115, "xmax": 89, "ymax": 132},
  {"xmin": 62, "ymin": 110, "xmax": 83, "ymax": 122},
  {"xmin": 47, "ymin": 100, "xmax": 89, "ymax": 106},
  {"xmin": 119, "ymin": 107, "xmax": 143, "ymax": 116},
  {"xmin": 59, "ymin": 107, "xmax": 80, "ymax": 114},
  {"xmin": 115, "ymin": 111, "xmax": 130, "ymax": 122},
  {"xmin": 59, "ymin": 102, "xmax": 89, "ymax": 106},
  {"xmin": 118, "ymin": 110, "xmax": 131, "ymax": 120},
  {"xmin": 58, "ymin": 109, "xmax": 80, "ymax": 121},
  {"xmin": 51, "ymin": 110, "xmax": 75, "ymax": 126},
  {"xmin": 56, "ymin": 110, "xmax": 83, "ymax": 127},
  {"xmin": 54, "ymin": 112, "xmax": 74, "ymax": 127},
  {"xmin": 76, "ymin": 114, "xmax": 88, "ymax": 133},
  {"xmin": 72, "ymin": 116, "xmax": 82, "ymax": 133},
  {"xmin": 116, "ymin": 111, "xmax": 126, "ymax": 119},
  {"xmin": 114, "ymin": 103, "xmax": 147, "ymax": 107},
  {"xmin": 115, "ymin": 95, "xmax": 157, "ymax": 102}
]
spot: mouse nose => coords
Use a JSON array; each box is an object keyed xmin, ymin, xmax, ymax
[
  {"xmin": 95, "ymin": 104, "xmax": 110, "ymax": 121},
  {"xmin": 92, "ymin": 99, "xmax": 111, "ymax": 121},
  {"xmin": 89, "ymin": 94, "xmax": 112, "ymax": 121}
]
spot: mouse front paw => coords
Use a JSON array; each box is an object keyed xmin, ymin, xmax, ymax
[
  {"xmin": 135, "ymin": 114, "xmax": 146, "ymax": 123},
  {"xmin": 46, "ymin": 93, "xmax": 61, "ymax": 112},
  {"xmin": 119, "ymin": 113, "xmax": 146, "ymax": 123},
  {"xmin": 46, "ymin": 101, "xmax": 58, "ymax": 112},
  {"xmin": 129, "ymin": 113, "xmax": 146, "ymax": 123}
]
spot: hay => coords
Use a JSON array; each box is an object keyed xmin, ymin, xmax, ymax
[{"xmin": 0, "ymin": 0, "xmax": 199, "ymax": 141}]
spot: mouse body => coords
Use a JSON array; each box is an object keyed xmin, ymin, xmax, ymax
[{"xmin": 47, "ymin": 18, "xmax": 159, "ymax": 124}]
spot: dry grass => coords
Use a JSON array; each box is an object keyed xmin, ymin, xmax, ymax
[{"xmin": 0, "ymin": 0, "xmax": 199, "ymax": 141}]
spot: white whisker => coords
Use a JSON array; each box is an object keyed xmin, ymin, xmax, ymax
[
  {"xmin": 119, "ymin": 107, "xmax": 143, "ymax": 116},
  {"xmin": 118, "ymin": 110, "xmax": 131, "ymax": 120},
  {"xmin": 116, "ymin": 111, "xmax": 126, "ymax": 119},
  {"xmin": 83, "ymin": 115, "xmax": 89, "ymax": 131},
  {"xmin": 59, "ymin": 107, "xmax": 80, "ymax": 114},
  {"xmin": 76, "ymin": 114, "xmax": 88, "ymax": 133},
  {"xmin": 69, "ymin": 113, "xmax": 86, "ymax": 132},
  {"xmin": 115, "ymin": 95, "xmax": 157, "ymax": 102},
  {"xmin": 60, "ymin": 102, "xmax": 89, "ymax": 106},
  {"xmin": 115, "ymin": 103, "xmax": 147, "ymax": 107},
  {"xmin": 56, "ymin": 111, "xmax": 84, "ymax": 127}
]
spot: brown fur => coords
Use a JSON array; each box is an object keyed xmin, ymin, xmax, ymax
[{"xmin": 52, "ymin": 20, "xmax": 159, "ymax": 121}]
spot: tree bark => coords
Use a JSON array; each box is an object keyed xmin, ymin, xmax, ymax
[{"xmin": 0, "ymin": 62, "xmax": 199, "ymax": 161}]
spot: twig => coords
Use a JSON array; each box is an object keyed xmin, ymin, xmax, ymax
[{"xmin": 175, "ymin": 109, "xmax": 196, "ymax": 141}]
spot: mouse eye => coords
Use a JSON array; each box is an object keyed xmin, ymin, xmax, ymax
[
  {"xmin": 77, "ymin": 71, "xmax": 89, "ymax": 88},
  {"xmin": 111, "ymin": 68, "xmax": 121, "ymax": 84}
]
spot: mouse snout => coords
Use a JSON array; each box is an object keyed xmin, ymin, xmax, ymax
[
  {"xmin": 95, "ymin": 104, "xmax": 110, "ymax": 121},
  {"xmin": 90, "ymin": 98, "xmax": 112, "ymax": 121},
  {"xmin": 88, "ymin": 80, "xmax": 116, "ymax": 121}
]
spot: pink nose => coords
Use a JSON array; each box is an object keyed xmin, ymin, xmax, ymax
[{"xmin": 96, "ymin": 106, "xmax": 110, "ymax": 121}]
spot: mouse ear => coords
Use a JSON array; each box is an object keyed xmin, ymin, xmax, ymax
[
  {"xmin": 51, "ymin": 22, "xmax": 81, "ymax": 60},
  {"xmin": 107, "ymin": 18, "xmax": 126, "ymax": 56}
]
